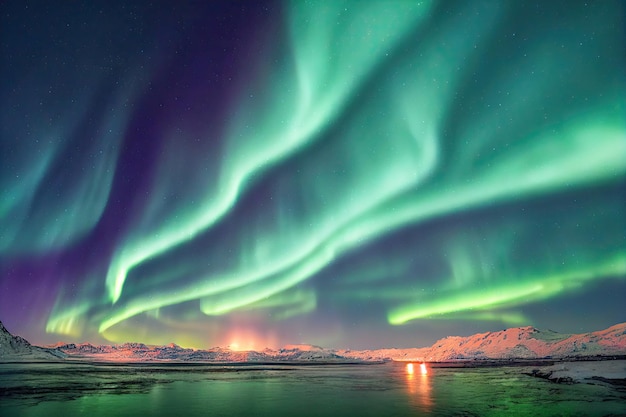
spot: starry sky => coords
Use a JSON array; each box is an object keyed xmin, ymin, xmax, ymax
[{"xmin": 1, "ymin": 0, "xmax": 625, "ymax": 350}]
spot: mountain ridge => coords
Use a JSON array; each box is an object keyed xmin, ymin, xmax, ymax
[
  {"xmin": 338, "ymin": 322, "xmax": 626, "ymax": 362},
  {"xmin": 1, "ymin": 320, "xmax": 625, "ymax": 363}
]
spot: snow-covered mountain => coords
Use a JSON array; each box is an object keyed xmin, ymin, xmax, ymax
[
  {"xmin": 339, "ymin": 323, "xmax": 626, "ymax": 362},
  {"xmin": 2, "ymin": 320, "xmax": 625, "ymax": 363},
  {"xmin": 54, "ymin": 341, "xmax": 352, "ymax": 362},
  {"xmin": 55, "ymin": 342, "xmax": 251, "ymax": 362},
  {"xmin": 50, "ymin": 322, "xmax": 626, "ymax": 362},
  {"xmin": 0, "ymin": 321, "xmax": 65, "ymax": 361}
]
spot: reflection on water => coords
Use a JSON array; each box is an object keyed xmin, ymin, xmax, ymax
[
  {"xmin": 420, "ymin": 363, "xmax": 427, "ymax": 375},
  {"xmin": 404, "ymin": 362, "xmax": 432, "ymax": 412},
  {"xmin": 1, "ymin": 362, "xmax": 625, "ymax": 417}
]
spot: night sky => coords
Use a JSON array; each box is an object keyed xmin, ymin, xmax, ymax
[{"xmin": 1, "ymin": 0, "xmax": 625, "ymax": 350}]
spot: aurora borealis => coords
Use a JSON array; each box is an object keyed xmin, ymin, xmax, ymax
[{"xmin": 1, "ymin": 0, "xmax": 624, "ymax": 350}]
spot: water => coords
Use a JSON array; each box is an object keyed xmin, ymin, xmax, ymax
[{"xmin": 1, "ymin": 362, "xmax": 624, "ymax": 416}]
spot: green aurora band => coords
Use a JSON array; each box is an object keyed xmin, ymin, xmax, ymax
[{"xmin": 2, "ymin": 1, "xmax": 623, "ymax": 347}]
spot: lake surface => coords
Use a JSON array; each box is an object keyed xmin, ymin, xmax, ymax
[{"xmin": 1, "ymin": 362, "xmax": 624, "ymax": 416}]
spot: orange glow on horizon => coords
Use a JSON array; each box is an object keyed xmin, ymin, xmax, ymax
[
  {"xmin": 224, "ymin": 327, "xmax": 278, "ymax": 351},
  {"xmin": 227, "ymin": 338, "xmax": 258, "ymax": 351},
  {"xmin": 420, "ymin": 362, "xmax": 427, "ymax": 375}
]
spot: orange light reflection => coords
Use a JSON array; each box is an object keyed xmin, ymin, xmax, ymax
[
  {"xmin": 406, "ymin": 363, "xmax": 414, "ymax": 374},
  {"xmin": 405, "ymin": 362, "xmax": 432, "ymax": 412}
]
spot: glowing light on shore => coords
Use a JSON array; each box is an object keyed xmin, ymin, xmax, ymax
[
  {"xmin": 420, "ymin": 363, "xmax": 428, "ymax": 375},
  {"xmin": 406, "ymin": 362, "xmax": 428, "ymax": 376}
]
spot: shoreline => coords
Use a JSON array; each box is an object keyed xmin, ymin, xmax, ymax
[{"xmin": 522, "ymin": 359, "xmax": 626, "ymax": 388}]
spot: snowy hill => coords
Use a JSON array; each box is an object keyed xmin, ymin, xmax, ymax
[
  {"xmin": 54, "ymin": 342, "xmax": 353, "ymax": 363},
  {"xmin": 0, "ymin": 321, "xmax": 65, "ymax": 361},
  {"xmin": 339, "ymin": 323, "xmax": 626, "ymax": 362},
  {"xmin": 55, "ymin": 342, "xmax": 250, "ymax": 362}
]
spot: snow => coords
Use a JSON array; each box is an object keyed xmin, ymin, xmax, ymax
[
  {"xmin": 339, "ymin": 322, "xmax": 626, "ymax": 362},
  {"xmin": 524, "ymin": 360, "xmax": 626, "ymax": 387},
  {"xmin": 545, "ymin": 360, "xmax": 626, "ymax": 381}
]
